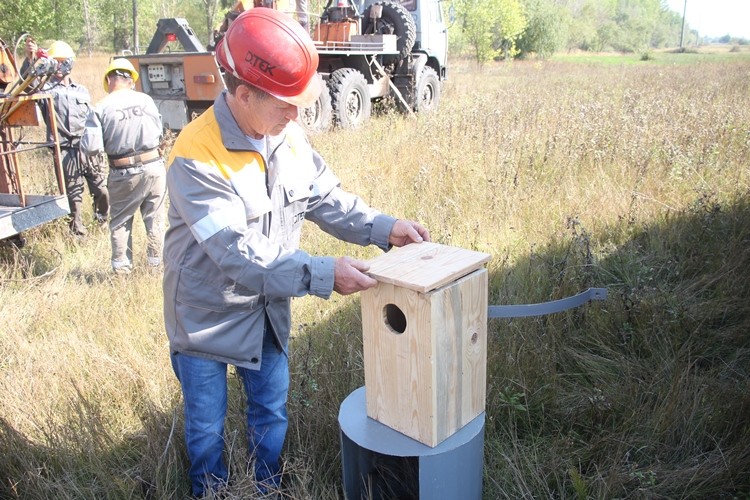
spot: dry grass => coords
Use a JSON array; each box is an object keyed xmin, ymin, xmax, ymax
[{"xmin": 2, "ymin": 51, "xmax": 750, "ymax": 498}]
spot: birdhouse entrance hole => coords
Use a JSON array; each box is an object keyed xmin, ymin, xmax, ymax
[{"xmin": 383, "ymin": 303, "xmax": 406, "ymax": 334}]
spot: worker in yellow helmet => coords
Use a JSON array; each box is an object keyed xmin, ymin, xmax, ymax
[
  {"xmin": 42, "ymin": 40, "xmax": 109, "ymax": 236},
  {"xmin": 80, "ymin": 58, "xmax": 165, "ymax": 274},
  {"xmin": 99, "ymin": 57, "xmax": 139, "ymax": 93}
]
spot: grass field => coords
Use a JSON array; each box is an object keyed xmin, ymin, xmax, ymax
[
  {"xmin": 551, "ymin": 42, "xmax": 750, "ymax": 64},
  {"xmin": 1, "ymin": 50, "xmax": 749, "ymax": 498}
]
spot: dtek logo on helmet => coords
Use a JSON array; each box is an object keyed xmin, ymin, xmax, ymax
[
  {"xmin": 215, "ymin": 8, "xmax": 322, "ymax": 108},
  {"xmin": 244, "ymin": 51, "xmax": 276, "ymax": 76}
]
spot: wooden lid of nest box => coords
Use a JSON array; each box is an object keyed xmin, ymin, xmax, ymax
[{"xmin": 360, "ymin": 242, "xmax": 491, "ymax": 447}]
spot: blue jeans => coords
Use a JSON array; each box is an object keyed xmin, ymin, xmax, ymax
[{"xmin": 170, "ymin": 330, "xmax": 289, "ymax": 497}]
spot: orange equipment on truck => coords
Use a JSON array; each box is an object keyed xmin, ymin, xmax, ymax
[{"xmin": 126, "ymin": 0, "xmax": 448, "ymax": 133}]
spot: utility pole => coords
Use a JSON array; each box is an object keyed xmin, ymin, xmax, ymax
[
  {"xmin": 133, "ymin": 0, "xmax": 140, "ymax": 54},
  {"xmin": 679, "ymin": 0, "xmax": 687, "ymax": 49}
]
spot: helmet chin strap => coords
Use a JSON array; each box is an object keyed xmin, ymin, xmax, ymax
[
  {"xmin": 222, "ymin": 37, "xmax": 241, "ymax": 79},
  {"xmin": 105, "ymin": 74, "xmax": 133, "ymax": 90}
]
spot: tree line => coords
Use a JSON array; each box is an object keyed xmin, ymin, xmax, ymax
[
  {"xmin": 453, "ymin": 0, "xmax": 730, "ymax": 62},
  {"xmin": 0, "ymin": 0, "xmax": 744, "ymax": 63}
]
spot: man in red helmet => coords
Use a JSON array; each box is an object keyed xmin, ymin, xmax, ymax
[{"xmin": 163, "ymin": 7, "xmax": 429, "ymax": 497}]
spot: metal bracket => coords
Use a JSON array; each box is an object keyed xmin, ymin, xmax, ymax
[
  {"xmin": 488, "ymin": 287, "xmax": 607, "ymax": 319},
  {"xmin": 369, "ymin": 56, "xmax": 414, "ymax": 114}
]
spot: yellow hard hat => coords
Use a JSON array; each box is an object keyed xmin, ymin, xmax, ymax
[
  {"xmin": 102, "ymin": 58, "xmax": 140, "ymax": 92},
  {"xmin": 47, "ymin": 40, "xmax": 75, "ymax": 60}
]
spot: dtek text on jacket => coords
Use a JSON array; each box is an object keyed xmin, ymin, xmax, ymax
[{"xmin": 80, "ymin": 88, "xmax": 162, "ymax": 158}]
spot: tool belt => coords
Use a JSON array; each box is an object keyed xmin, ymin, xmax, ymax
[{"xmin": 108, "ymin": 148, "xmax": 161, "ymax": 168}]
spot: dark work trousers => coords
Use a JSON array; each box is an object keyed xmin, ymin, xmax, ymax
[{"xmin": 60, "ymin": 146, "xmax": 109, "ymax": 235}]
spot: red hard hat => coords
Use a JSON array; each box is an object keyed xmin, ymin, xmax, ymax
[{"xmin": 215, "ymin": 7, "xmax": 321, "ymax": 108}]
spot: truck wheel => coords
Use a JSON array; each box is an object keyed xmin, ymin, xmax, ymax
[
  {"xmin": 300, "ymin": 81, "xmax": 332, "ymax": 133},
  {"xmin": 330, "ymin": 68, "xmax": 371, "ymax": 129},
  {"xmin": 363, "ymin": 1, "xmax": 417, "ymax": 61},
  {"xmin": 415, "ymin": 66, "xmax": 440, "ymax": 113}
]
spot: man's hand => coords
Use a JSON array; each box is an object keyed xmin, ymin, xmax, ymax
[
  {"xmin": 333, "ymin": 256, "xmax": 377, "ymax": 295},
  {"xmin": 388, "ymin": 219, "xmax": 431, "ymax": 248}
]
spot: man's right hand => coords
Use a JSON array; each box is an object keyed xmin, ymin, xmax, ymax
[{"xmin": 333, "ymin": 256, "xmax": 377, "ymax": 295}]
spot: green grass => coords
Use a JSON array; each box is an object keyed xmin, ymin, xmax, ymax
[
  {"xmin": 551, "ymin": 44, "xmax": 750, "ymax": 65},
  {"xmin": 1, "ymin": 54, "xmax": 749, "ymax": 498}
]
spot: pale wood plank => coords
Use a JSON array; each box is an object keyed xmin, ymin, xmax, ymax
[{"xmin": 367, "ymin": 241, "xmax": 491, "ymax": 293}]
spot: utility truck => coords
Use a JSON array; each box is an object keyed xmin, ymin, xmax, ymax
[{"xmin": 125, "ymin": 0, "xmax": 448, "ymax": 132}]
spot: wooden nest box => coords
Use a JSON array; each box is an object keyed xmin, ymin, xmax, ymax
[{"xmin": 361, "ymin": 241, "xmax": 491, "ymax": 447}]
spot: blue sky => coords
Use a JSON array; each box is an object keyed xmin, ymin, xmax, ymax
[{"xmin": 665, "ymin": 0, "xmax": 750, "ymax": 39}]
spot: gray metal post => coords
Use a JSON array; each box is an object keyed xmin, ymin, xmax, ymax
[
  {"xmin": 680, "ymin": 0, "xmax": 687, "ymax": 49},
  {"xmin": 339, "ymin": 387, "xmax": 485, "ymax": 500}
]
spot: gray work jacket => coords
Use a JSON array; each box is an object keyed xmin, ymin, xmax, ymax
[
  {"xmin": 80, "ymin": 88, "xmax": 162, "ymax": 158},
  {"xmin": 163, "ymin": 91, "xmax": 395, "ymax": 369},
  {"xmin": 42, "ymin": 79, "xmax": 91, "ymax": 148}
]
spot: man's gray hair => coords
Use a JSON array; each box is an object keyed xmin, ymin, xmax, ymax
[{"xmin": 223, "ymin": 72, "xmax": 269, "ymax": 100}]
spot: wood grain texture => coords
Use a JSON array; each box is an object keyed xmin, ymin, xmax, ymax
[
  {"xmin": 366, "ymin": 241, "xmax": 491, "ymax": 293},
  {"xmin": 362, "ymin": 265, "xmax": 488, "ymax": 447}
]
